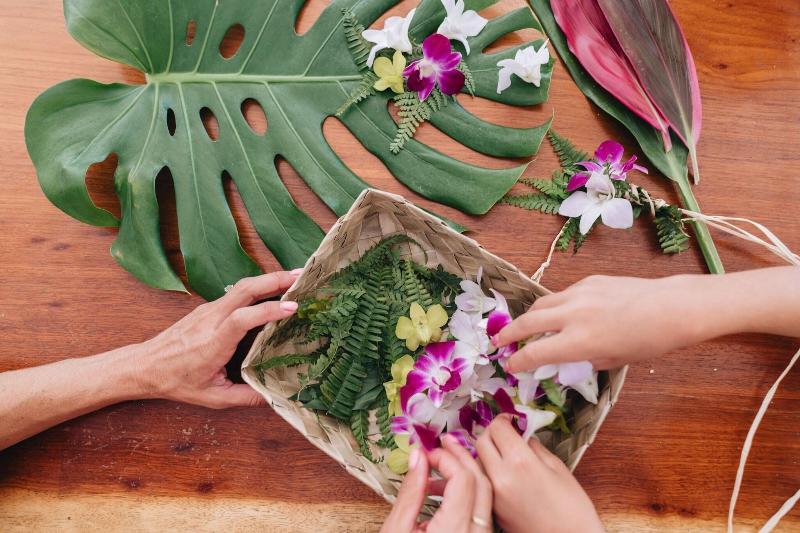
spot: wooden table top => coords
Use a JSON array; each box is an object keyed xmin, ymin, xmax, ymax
[{"xmin": 1, "ymin": 0, "xmax": 799, "ymax": 531}]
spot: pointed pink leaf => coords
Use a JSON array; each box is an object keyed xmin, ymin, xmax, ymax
[
  {"xmin": 551, "ymin": 0, "xmax": 670, "ymax": 143},
  {"xmin": 597, "ymin": 0, "xmax": 702, "ymax": 179}
]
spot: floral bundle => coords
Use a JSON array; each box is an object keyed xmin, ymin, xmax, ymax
[
  {"xmin": 338, "ymin": 0, "xmax": 551, "ymax": 153},
  {"xmin": 256, "ymin": 234, "xmax": 597, "ymax": 475}
]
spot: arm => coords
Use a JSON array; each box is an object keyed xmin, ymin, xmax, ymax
[
  {"xmin": 493, "ymin": 266, "xmax": 800, "ymax": 373},
  {"xmin": 0, "ymin": 271, "xmax": 301, "ymax": 451}
]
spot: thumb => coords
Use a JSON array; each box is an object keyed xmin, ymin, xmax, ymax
[
  {"xmin": 201, "ymin": 383, "xmax": 267, "ymax": 409},
  {"xmin": 382, "ymin": 449, "xmax": 429, "ymax": 533},
  {"xmin": 507, "ymin": 335, "xmax": 567, "ymax": 374}
]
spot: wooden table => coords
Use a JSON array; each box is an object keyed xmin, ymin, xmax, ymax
[{"xmin": 1, "ymin": 0, "xmax": 799, "ymax": 531}]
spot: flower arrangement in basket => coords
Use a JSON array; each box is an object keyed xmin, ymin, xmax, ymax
[{"xmin": 241, "ymin": 189, "xmax": 626, "ymax": 511}]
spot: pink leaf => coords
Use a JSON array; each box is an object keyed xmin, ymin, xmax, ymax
[
  {"xmin": 597, "ymin": 0, "xmax": 702, "ymax": 182},
  {"xmin": 551, "ymin": 0, "xmax": 671, "ymax": 148}
]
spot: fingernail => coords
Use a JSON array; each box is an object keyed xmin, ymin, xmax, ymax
[
  {"xmin": 409, "ymin": 448, "xmax": 420, "ymax": 470},
  {"xmin": 290, "ymin": 268, "xmax": 304, "ymax": 276},
  {"xmin": 442, "ymin": 434, "xmax": 459, "ymax": 447},
  {"xmin": 280, "ymin": 301, "xmax": 298, "ymax": 312},
  {"xmin": 491, "ymin": 335, "xmax": 499, "ymax": 347}
]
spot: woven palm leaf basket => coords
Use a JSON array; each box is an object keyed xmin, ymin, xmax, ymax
[{"xmin": 242, "ymin": 188, "xmax": 626, "ymax": 512}]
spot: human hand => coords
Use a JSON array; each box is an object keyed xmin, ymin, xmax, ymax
[
  {"xmin": 476, "ymin": 416, "xmax": 604, "ymax": 533},
  {"xmin": 134, "ymin": 271, "xmax": 301, "ymax": 408},
  {"xmin": 494, "ymin": 274, "xmax": 707, "ymax": 373},
  {"xmin": 381, "ymin": 436, "xmax": 493, "ymax": 533}
]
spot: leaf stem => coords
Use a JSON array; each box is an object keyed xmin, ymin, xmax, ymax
[
  {"xmin": 147, "ymin": 73, "xmax": 363, "ymax": 84},
  {"xmin": 674, "ymin": 178, "xmax": 725, "ymax": 274}
]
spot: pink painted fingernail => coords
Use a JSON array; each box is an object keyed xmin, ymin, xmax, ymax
[
  {"xmin": 280, "ymin": 301, "xmax": 298, "ymax": 312},
  {"xmin": 290, "ymin": 268, "xmax": 304, "ymax": 276},
  {"xmin": 409, "ymin": 448, "xmax": 421, "ymax": 470},
  {"xmin": 491, "ymin": 335, "xmax": 499, "ymax": 347}
]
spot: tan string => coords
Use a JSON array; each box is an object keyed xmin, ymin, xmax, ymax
[{"xmin": 728, "ymin": 346, "xmax": 800, "ymax": 533}]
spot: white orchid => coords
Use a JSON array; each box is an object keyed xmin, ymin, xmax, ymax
[
  {"xmin": 558, "ymin": 169, "xmax": 634, "ymax": 234},
  {"xmin": 454, "ymin": 267, "xmax": 496, "ymax": 316},
  {"xmin": 497, "ymin": 43, "xmax": 550, "ymax": 94},
  {"xmin": 362, "ymin": 8, "xmax": 416, "ymax": 67},
  {"xmin": 437, "ymin": 0, "xmax": 488, "ymax": 55},
  {"xmin": 450, "ymin": 310, "xmax": 492, "ymax": 365},
  {"xmin": 533, "ymin": 361, "xmax": 599, "ymax": 405}
]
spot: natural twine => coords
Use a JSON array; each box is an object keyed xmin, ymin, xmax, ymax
[{"xmin": 532, "ymin": 193, "xmax": 800, "ymax": 532}]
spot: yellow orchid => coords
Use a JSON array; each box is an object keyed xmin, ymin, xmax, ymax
[
  {"xmin": 387, "ymin": 435, "xmax": 417, "ymax": 475},
  {"xmin": 373, "ymin": 50, "xmax": 406, "ymax": 94},
  {"xmin": 384, "ymin": 355, "xmax": 415, "ymax": 416},
  {"xmin": 395, "ymin": 303, "xmax": 448, "ymax": 351}
]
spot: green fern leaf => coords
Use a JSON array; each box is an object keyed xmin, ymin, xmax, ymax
[
  {"xmin": 556, "ymin": 218, "xmax": 580, "ymax": 252},
  {"xmin": 336, "ymin": 71, "xmax": 378, "ymax": 117},
  {"xmin": 390, "ymin": 90, "xmax": 451, "ymax": 154},
  {"xmin": 503, "ymin": 193, "xmax": 562, "ymax": 214},
  {"xmin": 458, "ymin": 63, "xmax": 476, "ymax": 96},
  {"xmin": 342, "ymin": 10, "xmax": 373, "ymax": 71},
  {"xmin": 548, "ymin": 130, "xmax": 590, "ymax": 171},
  {"xmin": 256, "ymin": 353, "xmax": 319, "ymax": 373},
  {"xmin": 518, "ymin": 177, "xmax": 569, "ymax": 200},
  {"xmin": 654, "ymin": 205, "xmax": 691, "ymax": 254},
  {"xmin": 350, "ymin": 410, "xmax": 376, "ymax": 462}
]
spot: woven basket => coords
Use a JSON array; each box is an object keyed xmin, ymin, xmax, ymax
[{"xmin": 242, "ymin": 189, "xmax": 626, "ymax": 512}]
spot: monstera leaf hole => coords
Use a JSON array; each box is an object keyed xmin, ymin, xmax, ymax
[
  {"xmin": 275, "ymin": 155, "xmax": 340, "ymax": 229},
  {"xmin": 153, "ymin": 167, "xmax": 188, "ymax": 283},
  {"xmin": 199, "ymin": 107, "xmax": 220, "ymax": 141},
  {"xmin": 295, "ymin": 0, "xmax": 324, "ymax": 36},
  {"xmin": 241, "ymin": 99, "xmax": 268, "ymax": 136},
  {"xmin": 219, "ymin": 23, "xmax": 246, "ymax": 59},
  {"xmin": 166, "ymin": 108, "xmax": 177, "ymax": 137},
  {"xmin": 185, "ymin": 20, "xmax": 197, "ymax": 46},
  {"xmin": 221, "ymin": 171, "xmax": 275, "ymax": 267},
  {"xmin": 85, "ymin": 153, "xmax": 121, "ymax": 219}
]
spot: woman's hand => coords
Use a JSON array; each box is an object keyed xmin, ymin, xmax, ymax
[
  {"xmin": 134, "ymin": 271, "xmax": 301, "ymax": 408},
  {"xmin": 476, "ymin": 416, "xmax": 604, "ymax": 533},
  {"xmin": 494, "ymin": 274, "xmax": 705, "ymax": 373},
  {"xmin": 382, "ymin": 436, "xmax": 493, "ymax": 533}
]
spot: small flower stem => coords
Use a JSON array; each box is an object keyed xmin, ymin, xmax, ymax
[{"xmin": 674, "ymin": 178, "xmax": 725, "ymax": 274}]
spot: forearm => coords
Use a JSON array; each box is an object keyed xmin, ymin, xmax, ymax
[
  {"xmin": 679, "ymin": 266, "xmax": 800, "ymax": 343},
  {"xmin": 0, "ymin": 345, "xmax": 146, "ymax": 451}
]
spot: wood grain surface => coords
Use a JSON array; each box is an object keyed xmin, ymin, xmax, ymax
[{"xmin": 1, "ymin": 0, "xmax": 799, "ymax": 531}]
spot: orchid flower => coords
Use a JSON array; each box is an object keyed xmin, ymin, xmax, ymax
[
  {"xmin": 568, "ymin": 140, "xmax": 648, "ymax": 191},
  {"xmin": 558, "ymin": 170, "xmax": 634, "ymax": 235},
  {"xmin": 464, "ymin": 364, "xmax": 513, "ymax": 402},
  {"xmin": 384, "ymin": 355, "xmax": 415, "ymax": 416},
  {"xmin": 493, "ymin": 389, "xmax": 557, "ymax": 441},
  {"xmin": 486, "ymin": 289, "xmax": 517, "ymax": 362},
  {"xmin": 497, "ymin": 43, "xmax": 550, "ymax": 94},
  {"xmin": 401, "ymin": 341, "xmax": 473, "ymax": 408},
  {"xmin": 386, "ymin": 434, "xmax": 416, "ymax": 474},
  {"xmin": 391, "ymin": 393, "xmax": 447, "ymax": 451},
  {"xmin": 404, "ymin": 34, "xmax": 465, "ymax": 101},
  {"xmin": 514, "ymin": 371, "xmax": 541, "ymax": 405},
  {"xmin": 454, "ymin": 267, "xmax": 496, "ymax": 315},
  {"xmin": 459, "ymin": 400, "xmax": 494, "ymax": 438},
  {"xmin": 437, "ymin": 0, "xmax": 488, "ymax": 55},
  {"xmin": 362, "ymin": 8, "xmax": 416, "ymax": 67},
  {"xmin": 373, "ymin": 50, "xmax": 407, "ymax": 94},
  {"xmin": 395, "ymin": 302, "xmax": 448, "ymax": 351},
  {"xmin": 450, "ymin": 310, "xmax": 492, "ymax": 365},
  {"xmin": 533, "ymin": 361, "xmax": 599, "ymax": 405}
]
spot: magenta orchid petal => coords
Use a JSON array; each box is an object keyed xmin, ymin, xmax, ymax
[
  {"xmin": 576, "ymin": 161, "xmax": 603, "ymax": 172},
  {"xmin": 428, "ymin": 386, "xmax": 445, "ymax": 407},
  {"xmin": 486, "ymin": 311, "xmax": 512, "ymax": 337},
  {"xmin": 426, "ymin": 341, "xmax": 456, "ymax": 362},
  {"xmin": 493, "ymin": 388, "xmax": 518, "ymax": 415},
  {"xmin": 437, "ymin": 68, "xmax": 466, "ymax": 95},
  {"xmin": 422, "ymin": 33, "xmax": 453, "ymax": 62},
  {"xmin": 440, "ymin": 369, "xmax": 462, "ymax": 393},
  {"xmin": 567, "ymin": 172, "xmax": 591, "ymax": 191},
  {"xmin": 414, "ymin": 424, "xmax": 442, "ymax": 451},
  {"xmin": 400, "ymin": 371, "xmax": 430, "ymax": 411},
  {"xmin": 595, "ymin": 140, "xmax": 624, "ymax": 164}
]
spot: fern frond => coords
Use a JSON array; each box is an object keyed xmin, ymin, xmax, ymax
[
  {"xmin": 548, "ymin": 130, "xmax": 589, "ymax": 171},
  {"xmin": 350, "ymin": 410, "xmax": 376, "ymax": 462},
  {"xmin": 503, "ymin": 193, "xmax": 562, "ymax": 214},
  {"xmin": 400, "ymin": 259, "xmax": 434, "ymax": 308},
  {"xmin": 556, "ymin": 218, "xmax": 580, "ymax": 252},
  {"xmin": 518, "ymin": 178, "xmax": 569, "ymax": 200},
  {"xmin": 342, "ymin": 10, "xmax": 372, "ymax": 70},
  {"xmin": 654, "ymin": 205, "xmax": 691, "ymax": 254},
  {"xmin": 376, "ymin": 399, "xmax": 396, "ymax": 449},
  {"xmin": 390, "ymin": 90, "xmax": 451, "ymax": 153},
  {"xmin": 336, "ymin": 71, "xmax": 378, "ymax": 116},
  {"xmin": 256, "ymin": 352, "xmax": 319, "ymax": 373},
  {"xmin": 458, "ymin": 62, "xmax": 476, "ymax": 96}
]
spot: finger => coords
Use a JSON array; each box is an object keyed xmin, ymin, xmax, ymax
[
  {"xmin": 216, "ymin": 271, "xmax": 302, "ymax": 315},
  {"xmin": 200, "ymin": 383, "xmax": 267, "ymax": 409},
  {"xmin": 427, "ymin": 449, "xmax": 475, "ymax": 532},
  {"xmin": 426, "ymin": 477, "xmax": 447, "ymax": 497},
  {"xmin": 505, "ymin": 334, "xmax": 577, "ymax": 374},
  {"xmin": 493, "ymin": 310, "xmax": 563, "ymax": 348},
  {"xmin": 441, "ymin": 436, "xmax": 492, "ymax": 530},
  {"xmin": 530, "ymin": 292, "xmax": 567, "ymax": 311},
  {"xmin": 382, "ymin": 450, "xmax": 429, "ymax": 533},
  {"xmin": 487, "ymin": 416, "xmax": 530, "ymax": 459},
  {"xmin": 529, "ymin": 438, "xmax": 568, "ymax": 472},
  {"xmin": 218, "ymin": 301, "xmax": 298, "ymax": 347},
  {"xmin": 475, "ymin": 431, "xmax": 502, "ymax": 476}
]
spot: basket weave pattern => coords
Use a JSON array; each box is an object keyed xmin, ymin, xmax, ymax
[{"xmin": 242, "ymin": 189, "xmax": 626, "ymax": 508}]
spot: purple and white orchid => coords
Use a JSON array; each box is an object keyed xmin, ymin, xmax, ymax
[
  {"xmin": 450, "ymin": 310, "xmax": 492, "ymax": 365},
  {"xmin": 558, "ymin": 169, "xmax": 634, "ymax": 235},
  {"xmin": 403, "ymin": 33, "xmax": 465, "ymax": 101},
  {"xmin": 568, "ymin": 140, "xmax": 648, "ymax": 192},
  {"xmin": 534, "ymin": 361, "xmax": 599, "ymax": 405},
  {"xmin": 486, "ymin": 289, "xmax": 517, "ymax": 363},
  {"xmin": 401, "ymin": 341, "xmax": 473, "ymax": 408}
]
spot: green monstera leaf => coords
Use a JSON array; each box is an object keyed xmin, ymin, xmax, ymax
[{"xmin": 26, "ymin": 0, "xmax": 553, "ymax": 300}]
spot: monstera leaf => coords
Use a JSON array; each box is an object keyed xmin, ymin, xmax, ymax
[{"xmin": 26, "ymin": 0, "xmax": 553, "ymax": 299}]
